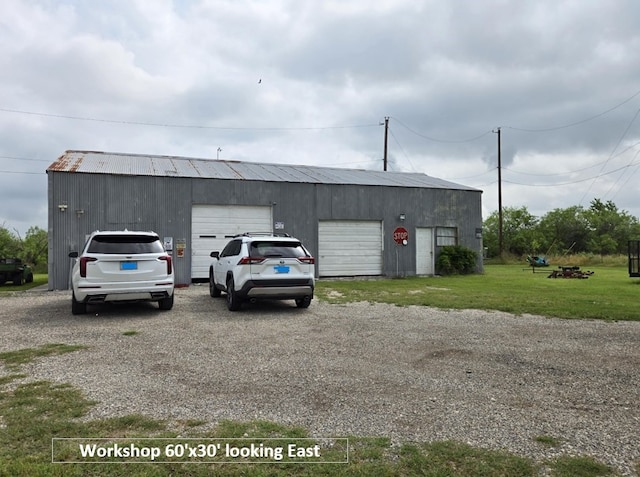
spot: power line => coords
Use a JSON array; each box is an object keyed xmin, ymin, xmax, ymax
[
  {"xmin": 0, "ymin": 155, "xmax": 50, "ymax": 162},
  {"xmin": 389, "ymin": 88, "xmax": 640, "ymax": 141},
  {"xmin": 504, "ymin": 160, "xmax": 615, "ymax": 177},
  {"xmin": 506, "ymin": 87, "xmax": 640, "ymax": 132},
  {"xmin": 604, "ymin": 148, "xmax": 640, "ymax": 200},
  {"xmin": 504, "ymin": 166, "xmax": 591, "ymax": 177},
  {"xmin": 579, "ymin": 104, "xmax": 640, "ymax": 205},
  {"xmin": 503, "ymin": 159, "xmax": 640, "ymax": 187},
  {"xmin": 475, "ymin": 180, "xmax": 498, "ymax": 188},
  {"xmin": 449, "ymin": 169, "xmax": 495, "ymax": 180},
  {"xmin": 0, "ymin": 170, "xmax": 44, "ymax": 175},
  {"xmin": 610, "ymin": 154, "xmax": 640, "ymax": 202},
  {"xmin": 390, "ymin": 116, "xmax": 492, "ymax": 143},
  {"xmin": 3, "ymin": 85, "xmax": 640, "ymax": 139},
  {"xmin": 0, "ymin": 107, "xmax": 380, "ymax": 131},
  {"xmin": 504, "ymin": 144, "xmax": 640, "ymax": 178},
  {"xmin": 388, "ymin": 126, "xmax": 419, "ymax": 173},
  {"xmin": 320, "ymin": 159, "xmax": 379, "ymax": 167}
]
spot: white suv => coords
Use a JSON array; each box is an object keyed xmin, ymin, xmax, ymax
[
  {"xmin": 209, "ymin": 233, "xmax": 315, "ymax": 311},
  {"xmin": 69, "ymin": 230, "xmax": 174, "ymax": 315}
]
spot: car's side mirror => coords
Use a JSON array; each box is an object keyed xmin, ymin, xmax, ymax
[
  {"xmin": 210, "ymin": 251, "xmax": 220, "ymax": 259},
  {"xmin": 68, "ymin": 251, "xmax": 78, "ymax": 258}
]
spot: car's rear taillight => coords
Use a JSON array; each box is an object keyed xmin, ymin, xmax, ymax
[
  {"xmin": 238, "ymin": 256, "xmax": 265, "ymax": 265},
  {"xmin": 298, "ymin": 256, "xmax": 315, "ymax": 264},
  {"xmin": 79, "ymin": 257, "xmax": 97, "ymax": 277},
  {"xmin": 159, "ymin": 255, "xmax": 172, "ymax": 274}
]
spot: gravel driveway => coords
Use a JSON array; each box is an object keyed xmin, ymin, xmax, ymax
[{"xmin": 1, "ymin": 285, "xmax": 639, "ymax": 475}]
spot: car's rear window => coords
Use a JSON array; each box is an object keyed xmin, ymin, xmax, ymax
[
  {"xmin": 249, "ymin": 241, "xmax": 308, "ymax": 258},
  {"xmin": 87, "ymin": 235, "xmax": 164, "ymax": 254}
]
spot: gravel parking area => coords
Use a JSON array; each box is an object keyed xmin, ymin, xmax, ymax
[{"xmin": 1, "ymin": 285, "xmax": 639, "ymax": 475}]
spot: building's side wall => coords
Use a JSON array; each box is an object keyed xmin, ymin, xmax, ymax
[
  {"xmin": 48, "ymin": 172, "xmax": 193, "ymax": 290},
  {"xmin": 48, "ymin": 172, "xmax": 483, "ymax": 290}
]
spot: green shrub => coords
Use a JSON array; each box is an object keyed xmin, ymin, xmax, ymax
[{"xmin": 436, "ymin": 245, "xmax": 478, "ymax": 275}]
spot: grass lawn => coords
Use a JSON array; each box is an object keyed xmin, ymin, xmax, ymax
[
  {"xmin": 0, "ymin": 273, "xmax": 48, "ymax": 293},
  {"xmin": 316, "ymin": 264, "xmax": 640, "ymax": 321}
]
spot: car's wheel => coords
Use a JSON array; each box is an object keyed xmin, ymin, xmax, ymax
[
  {"xmin": 71, "ymin": 291, "xmax": 86, "ymax": 315},
  {"xmin": 209, "ymin": 272, "xmax": 221, "ymax": 297},
  {"xmin": 295, "ymin": 296, "xmax": 312, "ymax": 308},
  {"xmin": 12, "ymin": 273, "xmax": 23, "ymax": 286},
  {"xmin": 226, "ymin": 277, "xmax": 241, "ymax": 311},
  {"xmin": 158, "ymin": 293, "xmax": 174, "ymax": 310}
]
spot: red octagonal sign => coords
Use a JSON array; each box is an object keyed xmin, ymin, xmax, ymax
[{"xmin": 393, "ymin": 226, "xmax": 409, "ymax": 245}]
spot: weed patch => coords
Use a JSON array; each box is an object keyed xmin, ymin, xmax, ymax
[
  {"xmin": 0, "ymin": 343, "xmax": 87, "ymax": 371},
  {"xmin": 0, "ymin": 345, "xmax": 626, "ymax": 476}
]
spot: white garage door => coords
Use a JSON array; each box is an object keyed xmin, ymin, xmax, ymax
[
  {"xmin": 318, "ymin": 220, "xmax": 383, "ymax": 277},
  {"xmin": 191, "ymin": 205, "xmax": 272, "ymax": 279}
]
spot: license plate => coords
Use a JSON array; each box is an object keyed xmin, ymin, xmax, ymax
[
  {"xmin": 120, "ymin": 261, "xmax": 137, "ymax": 270},
  {"xmin": 274, "ymin": 265, "xmax": 290, "ymax": 274}
]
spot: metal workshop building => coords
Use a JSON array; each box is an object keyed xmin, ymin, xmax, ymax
[{"xmin": 46, "ymin": 150, "xmax": 483, "ymax": 290}]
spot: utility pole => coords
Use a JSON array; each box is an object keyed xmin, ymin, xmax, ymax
[
  {"xmin": 493, "ymin": 127, "xmax": 503, "ymax": 256},
  {"xmin": 383, "ymin": 116, "xmax": 389, "ymax": 171}
]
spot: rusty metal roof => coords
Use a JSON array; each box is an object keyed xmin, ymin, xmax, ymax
[{"xmin": 47, "ymin": 150, "xmax": 479, "ymax": 191}]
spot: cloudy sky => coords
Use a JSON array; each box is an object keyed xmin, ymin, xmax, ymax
[{"xmin": 2, "ymin": 0, "xmax": 640, "ymax": 237}]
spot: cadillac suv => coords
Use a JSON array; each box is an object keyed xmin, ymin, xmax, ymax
[{"xmin": 69, "ymin": 230, "xmax": 174, "ymax": 314}]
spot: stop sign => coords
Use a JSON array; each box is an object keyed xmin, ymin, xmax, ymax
[{"xmin": 393, "ymin": 226, "xmax": 408, "ymax": 245}]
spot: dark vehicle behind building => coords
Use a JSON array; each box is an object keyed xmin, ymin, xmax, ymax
[{"xmin": 0, "ymin": 258, "xmax": 33, "ymax": 285}]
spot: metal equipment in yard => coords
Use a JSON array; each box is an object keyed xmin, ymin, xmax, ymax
[
  {"xmin": 0, "ymin": 258, "xmax": 34, "ymax": 285},
  {"xmin": 628, "ymin": 240, "xmax": 640, "ymax": 277},
  {"xmin": 526, "ymin": 255, "xmax": 550, "ymax": 267},
  {"xmin": 524, "ymin": 255, "xmax": 550, "ymax": 273},
  {"xmin": 525, "ymin": 241, "xmax": 555, "ymax": 272},
  {"xmin": 547, "ymin": 265, "xmax": 594, "ymax": 279}
]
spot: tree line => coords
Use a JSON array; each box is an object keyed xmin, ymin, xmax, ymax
[
  {"xmin": 0, "ymin": 225, "xmax": 48, "ymax": 273},
  {"xmin": 483, "ymin": 199, "xmax": 640, "ymax": 258}
]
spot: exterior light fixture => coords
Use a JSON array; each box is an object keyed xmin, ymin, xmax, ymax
[
  {"xmin": 399, "ymin": 213, "xmax": 406, "ymax": 221},
  {"xmin": 58, "ymin": 204, "xmax": 68, "ymax": 212}
]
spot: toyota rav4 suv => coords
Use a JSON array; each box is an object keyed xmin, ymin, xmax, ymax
[
  {"xmin": 209, "ymin": 233, "xmax": 315, "ymax": 311},
  {"xmin": 69, "ymin": 230, "xmax": 174, "ymax": 315}
]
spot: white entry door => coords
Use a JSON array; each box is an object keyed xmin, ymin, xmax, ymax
[{"xmin": 415, "ymin": 227, "xmax": 434, "ymax": 275}]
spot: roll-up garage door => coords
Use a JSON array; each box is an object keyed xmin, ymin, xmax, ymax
[
  {"xmin": 318, "ymin": 220, "xmax": 383, "ymax": 277},
  {"xmin": 191, "ymin": 205, "xmax": 272, "ymax": 280}
]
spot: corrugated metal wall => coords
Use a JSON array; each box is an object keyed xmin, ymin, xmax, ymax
[
  {"xmin": 48, "ymin": 172, "xmax": 193, "ymax": 290},
  {"xmin": 48, "ymin": 171, "xmax": 483, "ymax": 290}
]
